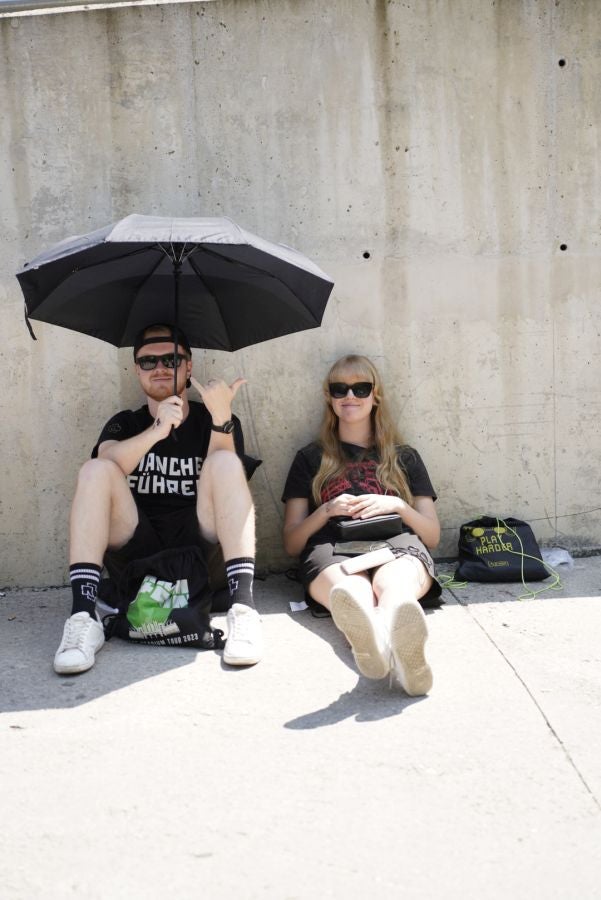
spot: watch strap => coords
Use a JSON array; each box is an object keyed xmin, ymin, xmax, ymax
[{"xmin": 211, "ymin": 419, "xmax": 235, "ymax": 434}]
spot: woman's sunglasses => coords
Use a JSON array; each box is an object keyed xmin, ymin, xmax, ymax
[
  {"xmin": 328, "ymin": 381, "xmax": 373, "ymax": 399},
  {"xmin": 136, "ymin": 353, "xmax": 189, "ymax": 371}
]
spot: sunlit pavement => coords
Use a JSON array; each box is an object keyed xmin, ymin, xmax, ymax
[{"xmin": 2, "ymin": 558, "xmax": 601, "ymax": 899}]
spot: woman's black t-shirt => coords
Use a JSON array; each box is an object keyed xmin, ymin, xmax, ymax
[{"xmin": 282, "ymin": 441, "xmax": 436, "ymax": 546}]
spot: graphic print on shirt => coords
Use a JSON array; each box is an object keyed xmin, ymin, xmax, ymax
[
  {"xmin": 127, "ymin": 451, "xmax": 203, "ymax": 498},
  {"xmin": 320, "ymin": 458, "xmax": 390, "ymax": 503}
]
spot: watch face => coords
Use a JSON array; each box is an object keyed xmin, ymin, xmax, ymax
[{"xmin": 213, "ymin": 419, "xmax": 235, "ymax": 433}]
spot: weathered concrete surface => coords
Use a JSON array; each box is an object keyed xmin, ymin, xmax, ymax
[
  {"xmin": 1, "ymin": 0, "xmax": 601, "ymax": 585},
  {"xmin": 1, "ymin": 558, "xmax": 601, "ymax": 898}
]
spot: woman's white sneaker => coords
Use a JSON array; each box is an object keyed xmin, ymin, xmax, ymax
[
  {"xmin": 389, "ymin": 600, "xmax": 432, "ymax": 696},
  {"xmin": 330, "ymin": 586, "xmax": 390, "ymax": 680},
  {"xmin": 54, "ymin": 611, "xmax": 105, "ymax": 675}
]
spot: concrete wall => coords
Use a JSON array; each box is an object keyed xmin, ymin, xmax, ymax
[{"xmin": 1, "ymin": 0, "xmax": 600, "ymax": 586}]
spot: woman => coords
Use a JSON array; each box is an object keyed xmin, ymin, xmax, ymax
[{"xmin": 282, "ymin": 354, "xmax": 441, "ymax": 695}]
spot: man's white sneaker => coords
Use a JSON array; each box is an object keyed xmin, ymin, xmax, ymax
[
  {"xmin": 223, "ymin": 603, "xmax": 263, "ymax": 666},
  {"xmin": 389, "ymin": 600, "xmax": 433, "ymax": 696},
  {"xmin": 330, "ymin": 586, "xmax": 390, "ymax": 680},
  {"xmin": 54, "ymin": 611, "xmax": 105, "ymax": 675}
]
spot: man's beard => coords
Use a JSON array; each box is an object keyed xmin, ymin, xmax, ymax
[{"xmin": 146, "ymin": 376, "xmax": 185, "ymax": 401}]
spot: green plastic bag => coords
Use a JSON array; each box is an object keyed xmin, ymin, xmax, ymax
[{"xmin": 127, "ymin": 576, "xmax": 189, "ymax": 629}]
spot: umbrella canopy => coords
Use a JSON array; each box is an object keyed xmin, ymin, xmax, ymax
[{"xmin": 17, "ymin": 214, "xmax": 334, "ymax": 352}]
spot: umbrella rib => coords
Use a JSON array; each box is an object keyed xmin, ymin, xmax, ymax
[
  {"xmin": 186, "ymin": 253, "xmax": 234, "ymax": 349},
  {"xmin": 67, "ymin": 243, "xmax": 164, "ymax": 273},
  {"xmin": 158, "ymin": 241, "xmax": 188, "ymax": 266},
  {"xmin": 191, "ymin": 245, "xmax": 321, "ymax": 321},
  {"xmin": 119, "ymin": 250, "xmax": 178, "ymax": 343}
]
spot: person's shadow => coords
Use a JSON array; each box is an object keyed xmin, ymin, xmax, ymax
[{"xmin": 284, "ymin": 679, "xmax": 425, "ymax": 729}]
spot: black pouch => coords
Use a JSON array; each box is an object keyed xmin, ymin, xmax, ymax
[
  {"xmin": 455, "ymin": 516, "xmax": 549, "ymax": 583},
  {"xmin": 333, "ymin": 514, "xmax": 406, "ymax": 541}
]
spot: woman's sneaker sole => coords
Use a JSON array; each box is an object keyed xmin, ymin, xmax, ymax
[
  {"xmin": 390, "ymin": 601, "xmax": 433, "ymax": 696},
  {"xmin": 330, "ymin": 587, "xmax": 389, "ymax": 680}
]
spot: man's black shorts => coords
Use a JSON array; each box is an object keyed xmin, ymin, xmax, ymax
[{"xmin": 103, "ymin": 505, "xmax": 205, "ymax": 583}]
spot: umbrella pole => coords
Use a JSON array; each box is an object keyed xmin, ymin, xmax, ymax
[
  {"xmin": 173, "ymin": 258, "xmax": 182, "ymax": 397},
  {"xmin": 166, "ymin": 256, "xmax": 183, "ymax": 443}
]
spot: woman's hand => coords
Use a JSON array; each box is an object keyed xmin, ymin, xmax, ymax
[
  {"xmin": 346, "ymin": 493, "xmax": 440, "ymax": 549},
  {"xmin": 344, "ymin": 494, "xmax": 405, "ymax": 519},
  {"xmin": 323, "ymin": 493, "xmax": 361, "ymax": 519}
]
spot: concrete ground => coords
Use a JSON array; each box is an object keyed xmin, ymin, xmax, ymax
[{"xmin": 1, "ymin": 559, "xmax": 601, "ymax": 900}]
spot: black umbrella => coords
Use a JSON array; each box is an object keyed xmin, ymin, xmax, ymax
[{"xmin": 17, "ymin": 214, "xmax": 334, "ymax": 394}]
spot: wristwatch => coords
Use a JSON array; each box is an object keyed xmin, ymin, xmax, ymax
[{"xmin": 211, "ymin": 419, "xmax": 235, "ymax": 434}]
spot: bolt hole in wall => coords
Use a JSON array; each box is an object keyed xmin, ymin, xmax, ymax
[
  {"xmin": 558, "ymin": 58, "xmax": 566, "ymax": 66},
  {"xmin": 560, "ymin": 244, "xmax": 568, "ymax": 251},
  {"xmin": 363, "ymin": 251, "xmax": 371, "ymax": 259}
]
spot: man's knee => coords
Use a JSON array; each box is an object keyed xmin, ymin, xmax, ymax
[
  {"xmin": 76, "ymin": 458, "xmax": 125, "ymax": 492},
  {"xmin": 200, "ymin": 450, "xmax": 246, "ymax": 483}
]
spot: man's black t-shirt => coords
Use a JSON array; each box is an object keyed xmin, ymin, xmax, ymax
[
  {"xmin": 93, "ymin": 401, "xmax": 260, "ymax": 519},
  {"xmin": 281, "ymin": 441, "xmax": 436, "ymax": 545}
]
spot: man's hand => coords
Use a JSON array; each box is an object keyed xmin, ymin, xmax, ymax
[
  {"xmin": 189, "ymin": 375, "xmax": 246, "ymax": 424},
  {"xmin": 152, "ymin": 396, "xmax": 185, "ymax": 441}
]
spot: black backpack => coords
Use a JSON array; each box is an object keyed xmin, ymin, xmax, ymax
[
  {"xmin": 102, "ymin": 545, "xmax": 224, "ymax": 650},
  {"xmin": 455, "ymin": 517, "xmax": 549, "ymax": 583}
]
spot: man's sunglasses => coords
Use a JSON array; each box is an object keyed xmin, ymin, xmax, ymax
[
  {"xmin": 136, "ymin": 353, "xmax": 189, "ymax": 371},
  {"xmin": 328, "ymin": 381, "xmax": 373, "ymax": 399}
]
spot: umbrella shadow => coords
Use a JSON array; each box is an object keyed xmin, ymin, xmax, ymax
[
  {"xmin": 0, "ymin": 578, "xmax": 291, "ymax": 713},
  {"xmin": 0, "ymin": 588, "xmax": 221, "ymax": 714}
]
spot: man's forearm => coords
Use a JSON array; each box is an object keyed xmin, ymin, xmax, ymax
[{"xmin": 97, "ymin": 426, "xmax": 162, "ymax": 475}]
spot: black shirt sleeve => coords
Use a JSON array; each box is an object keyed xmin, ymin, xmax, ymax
[
  {"xmin": 91, "ymin": 409, "xmax": 143, "ymax": 458},
  {"xmin": 400, "ymin": 447, "xmax": 437, "ymax": 501},
  {"xmin": 231, "ymin": 416, "xmax": 262, "ymax": 481},
  {"xmin": 281, "ymin": 444, "xmax": 320, "ymax": 504}
]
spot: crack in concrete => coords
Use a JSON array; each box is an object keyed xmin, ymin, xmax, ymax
[{"xmin": 449, "ymin": 588, "xmax": 601, "ymax": 813}]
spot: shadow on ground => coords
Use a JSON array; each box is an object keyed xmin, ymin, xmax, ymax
[
  {"xmin": 0, "ymin": 587, "xmax": 226, "ymax": 714},
  {"xmin": 284, "ymin": 679, "xmax": 425, "ymax": 729}
]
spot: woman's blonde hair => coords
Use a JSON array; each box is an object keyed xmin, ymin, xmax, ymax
[{"xmin": 311, "ymin": 354, "xmax": 413, "ymax": 506}]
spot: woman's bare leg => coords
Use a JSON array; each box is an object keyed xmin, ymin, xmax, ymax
[
  {"xmin": 308, "ymin": 562, "xmax": 372, "ymax": 611},
  {"xmin": 309, "ymin": 563, "xmax": 389, "ymax": 679}
]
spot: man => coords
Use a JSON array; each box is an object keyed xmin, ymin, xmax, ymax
[{"xmin": 54, "ymin": 323, "xmax": 262, "ymax": 674}]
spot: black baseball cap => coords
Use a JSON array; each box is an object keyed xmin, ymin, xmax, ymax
[{"xmin": 133, "ymin": 324, "xmax": 192, "ymax": 358}]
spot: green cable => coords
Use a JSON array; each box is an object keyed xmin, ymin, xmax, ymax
[
  {"xmin": 438, "ymin": 573, "xmax": 468, "ymax": 590},
  {"xmin": 495, "ymin": 517, "xmax": 562, "ymax": 600}
]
